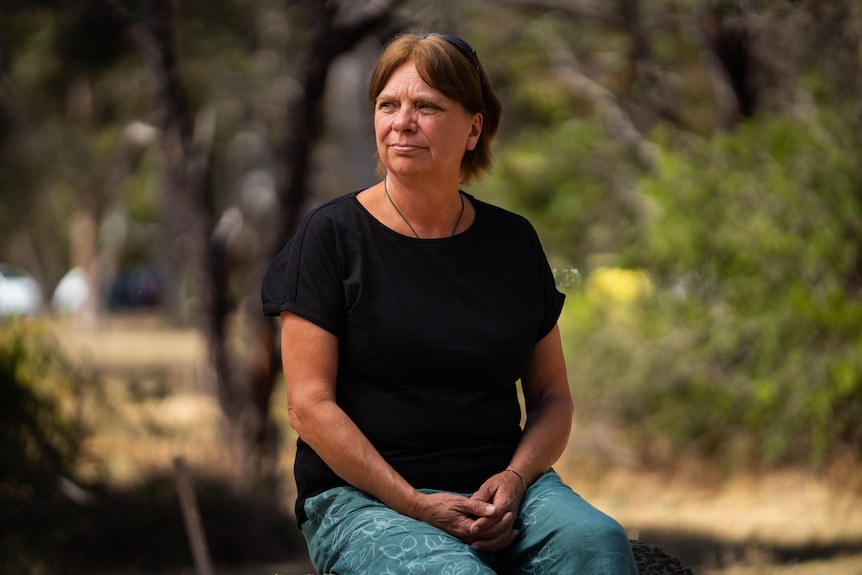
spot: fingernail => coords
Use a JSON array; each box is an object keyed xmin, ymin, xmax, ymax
[{"xmin": 485, "ymin": 505, "xmax": 495, "ymax": 513}]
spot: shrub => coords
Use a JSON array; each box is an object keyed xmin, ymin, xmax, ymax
[
  {"xmin": 0, "ymin": 319, "xmax": 86, "ymax": 573},
  {"xmin": 600, "ymin": 115, "xmax": 862, "ymax": 468}
]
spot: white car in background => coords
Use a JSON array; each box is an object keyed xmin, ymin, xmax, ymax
[{"xmin": 0, "ymin": 263, "xmax": 43, "ymax": 317}]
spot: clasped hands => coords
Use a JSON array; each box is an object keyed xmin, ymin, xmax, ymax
[{"xmin": 413, "ymin": 470, "xmax": 525, "ymax": 553}]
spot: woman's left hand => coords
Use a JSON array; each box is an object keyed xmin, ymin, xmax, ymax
[
  {"xmin": 463, "ymin": 323, "xmax": 574, "ymax": 553},
  {"xmin": 466, "ymin": 471, "xmax": 525, "ymax": 553}
]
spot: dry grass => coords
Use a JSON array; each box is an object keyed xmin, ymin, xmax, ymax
[
  {"xmin": 556, "ymin": 423, "xmax": 862, "ymax": 573},
  {"xmin": 52, "ymin": 315, "xmax": 229, "ymax": 484},
  {"xmin": 571, "ymin": 464, "xmax": 862, "ymax": 574},
  {"xmin": 50, "ymin": 314, "xmax": 862, "ymax": 575}
]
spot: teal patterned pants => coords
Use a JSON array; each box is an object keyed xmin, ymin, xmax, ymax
[{"xmin": 301, "ymin": 470, "xmax": 638, "ymax": 574}]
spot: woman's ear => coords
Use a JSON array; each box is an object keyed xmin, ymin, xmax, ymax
[{"xmin": 466, "ymin": 113, "xmax": 483, "ymax": 151}]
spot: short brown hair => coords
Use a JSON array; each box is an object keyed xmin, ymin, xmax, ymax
[{"xmin": 368, "ymin": 33, "xmax": 502, "ymax": 184}]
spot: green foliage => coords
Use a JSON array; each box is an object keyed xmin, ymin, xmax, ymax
[
  {"xmin": 563, "ymin": 114, "xmax": 862, "ymax": 469},
  {"xmin": 475, "ymin": 118, "xmax": 640, "ymax": 268},
  {"xmin": 469, "ymin": 0, "xmax": 862, "ymax": 470},
  {"xmin": 0, "ymin": 319, "xmax": 86, "ymax": 572}
]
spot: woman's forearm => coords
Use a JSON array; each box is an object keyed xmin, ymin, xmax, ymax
[
  {"xmin": 507, "ymin": 324, "xmax": 574, "ymax": 486},
  {"xmin": 282, "ymin": 312, "xmax": 424, "ymax": 518},
  {"xmin": 289, "ymin": 396, "xmax": 425, "ymax": 518},
  {"xmin": 508, "ymin": 396, "xmax": 573, "ymax": 486}
]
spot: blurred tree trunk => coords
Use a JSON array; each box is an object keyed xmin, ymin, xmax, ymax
[
  {"xmin": 247, "ymin": 0, "xmax": 400, "ymax": 471},
  {"xmin": 107, "ymin": 0, "xmax": 401, "ymax": 472},
  {"xmin": 105, "ymin": 0, "xmax": 244, "ymax": 425}
]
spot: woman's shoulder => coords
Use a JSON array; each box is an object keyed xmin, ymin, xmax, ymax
[
  {"xmin": 295, "ymin": 191, "xmax": 365, "ymax": 235},
  {"xmin": 302, "ymin": 191, "xmax": 361, "ymax": 221}
]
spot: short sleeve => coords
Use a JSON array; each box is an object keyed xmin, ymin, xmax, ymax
[
  {"xmin": 260, "ymin": 207, "xmax": 345, "ymax": 336},
  {"xmin": 530, "ymin": 225, "xmax": 566, "ymax": 341}
]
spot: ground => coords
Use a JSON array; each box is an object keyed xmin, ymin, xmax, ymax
[{"xmin": 49, "ymin": 314, "xmax": 862, "ymax": 575}]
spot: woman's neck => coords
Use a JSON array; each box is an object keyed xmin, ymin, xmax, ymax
[{"xmin": 383, "ymin": 175, "xmax": 468, "ymax": 238}]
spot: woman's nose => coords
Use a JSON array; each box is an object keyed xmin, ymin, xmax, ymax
[{"xmin": 393, "ymin": 106, "xmax": 416, "ymax": 131}]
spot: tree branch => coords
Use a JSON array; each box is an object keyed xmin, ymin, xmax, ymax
[
  {"xmin": 276, "ymin": 0, "xmax": 402, "ymax": 240},
  {"xmin": 548, "ymin": 38, "xmax": 658, "ymax": 171}
]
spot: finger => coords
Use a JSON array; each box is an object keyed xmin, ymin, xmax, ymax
[
  {"xmin": 462, "ymin": 498, "xmax": 497, "ymax": 519},
  {"xmin": 470, "ymin": 510, "xmax": 514, "ymax": 536}
]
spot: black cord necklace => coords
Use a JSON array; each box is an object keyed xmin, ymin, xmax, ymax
[{"xmin": 384, "ymin": 178, "xmax": 464, "ymax": 238}]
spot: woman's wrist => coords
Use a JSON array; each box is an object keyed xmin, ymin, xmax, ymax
[
  {"xmin": 396, "ymin": 487, "xmax": 429, "ymax": 521},
  {"xmin": 504, "ymin": 468, "xmax": 528, "ymax": 491}
]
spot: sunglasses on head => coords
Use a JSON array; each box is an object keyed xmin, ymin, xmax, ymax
[{"xmin": 421, "ymin": 33, "xmax": 481, "ymax": 71}]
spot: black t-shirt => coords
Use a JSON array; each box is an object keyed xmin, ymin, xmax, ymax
[{"xmin": 261, "ymin": 191, "xmax": 565, "ymax": 523}]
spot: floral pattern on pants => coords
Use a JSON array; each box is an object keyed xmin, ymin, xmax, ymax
[{"xmin": 301, "ymin": 471, "xmax": 637, "ymax": 575}]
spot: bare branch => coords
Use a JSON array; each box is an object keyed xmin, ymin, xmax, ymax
[
  {"xmin": 503, "ymin": 0, "xmax": 685, "ymax": 129},
  {"xmin": 547, "ymin": 38, "xmax": 659, "ymax": 171}
]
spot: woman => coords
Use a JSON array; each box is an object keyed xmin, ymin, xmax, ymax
[{"xmin": 262, "ymin": 32, "xmax": 637, "ymax": 574}]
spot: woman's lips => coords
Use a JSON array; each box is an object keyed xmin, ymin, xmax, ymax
[{"xmin": 390, "ymin": 143, "xmax": 423, "ymax": 153}]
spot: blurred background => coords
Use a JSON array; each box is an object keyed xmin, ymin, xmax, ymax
[{"xmin": 2, "ymin": 0, "xmax": 861, "ymax": 573}]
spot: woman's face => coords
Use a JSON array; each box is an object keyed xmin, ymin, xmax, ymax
[{"xmin": 374, "ymin": 61, "xmax": 482, "ymax": 182}]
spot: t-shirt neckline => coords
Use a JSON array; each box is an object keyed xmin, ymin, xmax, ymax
[{"xmin": 349, "ymin": 190, "xmax": 479, "ymax": 243}]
